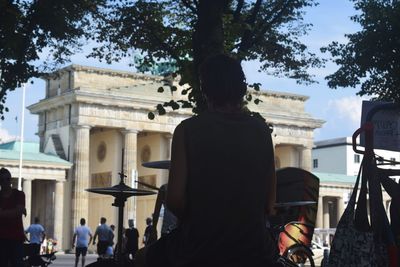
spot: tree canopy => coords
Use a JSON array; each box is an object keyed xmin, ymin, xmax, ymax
[
  {"xmin": 0, "ymin": 0, "xmax": 105, "ymax": 118},
  {"xmin": 322, "ymin": 0, "xmax": 400, "ymax": 103},
  {"xmin": 0, "ymin": 0, "xmax": 323, "ymax": 118},
  {"xmin": 91, "ymin": 0, "xmax": 323, "ymax": 115}
]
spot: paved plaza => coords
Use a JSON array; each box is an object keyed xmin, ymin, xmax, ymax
[{"xmin": 50, "ymin": 253, "xmax": 97, "ymax": 267}]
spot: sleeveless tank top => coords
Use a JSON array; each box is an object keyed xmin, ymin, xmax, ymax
[{"xmin": 167, "ymin": 111, "xmax": 276, "ymax": 267}]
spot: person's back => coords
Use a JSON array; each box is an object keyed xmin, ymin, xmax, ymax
[
  {"xmin": 26, "ymin": 218, "xmax": 45, "ymax": 245},
  {"xmin": 171, "ymin": 111, "xmax": 274, "ymax": 266},
  {"xmin": 125, "ymin": 227, "xmax": 139, "ymax": 254},
  {"xmin": 95, "ymin": 223, "xmax": 111, "ymax": 242},
  {"xmin": 75, "ymin": 225, "xmax": 91, "ymax": 248},
  {"xmin": 161, "ymin": 54, "xmax": 277, "ymax": 267}
]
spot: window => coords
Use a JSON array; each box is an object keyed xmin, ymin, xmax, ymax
[
  {"xmin": 313, "ymin": 159, "xmax": 318, "ymax": 168},
  {"xmin": 354, "ymin": 154, "xmax": 360, "ymax": 163}
]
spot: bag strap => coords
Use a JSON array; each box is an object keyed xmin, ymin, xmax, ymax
[
  {"xmin": 354, "ymin": 156, "xmax": 371, "ymax": 231},
  {"xmin": 341, "ymin": 156, "xmax": 365, "ymax": 221}
]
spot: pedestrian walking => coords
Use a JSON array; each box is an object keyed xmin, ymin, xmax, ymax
[
  {"xmin": 142, "ymin": 217, "xmax": 156, "ymax": 247},
  {"xmin": 72, "ymin": 218, "xmax": 93, "ymax": 267},
  {"xmin": 125, "ymin": 219, "xmax": 139, "ymax": 260},
  {"xmin": 25, "ymin": 217, "xmax": 46, "ymax": 255},
  {"xmin": 92, "ymin": 217, "xmax": 113, "ymax": 258}
]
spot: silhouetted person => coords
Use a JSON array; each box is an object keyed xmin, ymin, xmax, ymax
[
  {"xmin": 93, "ymin": 217, "xmax": 113, "ymax": 258},
  {"xmin": 72, "ymin": 218, "xmax": 93, "ymax": 267},
  {"xmin": 25, "ymin": 217, "xmax": 46, "ymax": 255},
  {"xmin": 142, "ymin": 54, "xmax": 277, "ymax": 267},
  {"xmin": 125, "ymin": 219, "xmax": 139, "ymax": 260},
  {"xmin": 143, "ymin": 217, "xmax": 156, "ymax": 247},
  {"xmin": 0, "ymin": 167, "xmax": 26, "ymax": 267}
]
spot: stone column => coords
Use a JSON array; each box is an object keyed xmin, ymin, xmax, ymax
[
  {"xmin": 323, "ymin": 198, "xmax": 330, "ymax": 229},
  {"xmin": 122, "ymin": 129, "xmax": 139, "ymax": 225},
  {"xmin": 23, "ymin": 179, "xmax": 32, "ymax": 227},
  {"xmin": 162, "ymin": 133, "xmax": 173, "ymax": 185},
  {"xmin": 54, "ymin": 180, "xmax": 64, "ymax": 248},
  {"xmin": 316, "ymin": 195, "xmax": 323, "ymax": 228},
  {"xmin": 336, "ymin": 197, "xmax": 345, "ymax": 226},
  {"xmin": 300, "ymin": 146, "xmax": 312, "ymax": 172},
  {"xmin": 72, "ymin": 125, "xmax": 91, "ymax": 230},
  {"xmin": 164, "ymin": 133, "xmax": 173, "ymax": 159}
]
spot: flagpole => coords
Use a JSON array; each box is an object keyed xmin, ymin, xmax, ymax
[{"xmin": 18, "ymin": 83, "xmax": 26, "ymax": 190}]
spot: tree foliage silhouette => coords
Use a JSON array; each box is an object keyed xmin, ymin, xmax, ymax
[
  {"xmin": 0, "ymin": 0, "xmax": 322, "ymax": 119},
  {"xmin": 322, "ymin": 0, "xmax": 400, "ymax": 103}
]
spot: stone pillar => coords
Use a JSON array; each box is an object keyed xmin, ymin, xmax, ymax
[
  {"xmin": 336, "ymin": 197, "xmax": 345, "ymax": 226},
  {"xmin": 323, "ymin": 198, "xmax": 330, "ymax": 229},
  {"xmin": 316, "ymin": 195, "xmax": 323, "ymax": 228},
  {"xmin": 300, "ymin": 146, "xmax": 312, "ymax": 172},
  {"xmin": 54, "ymin": 180, "xmax": 64, "ymax": 248},
  {"xmin": 164, "ymin": 133, "xmax": 173, "ymax": 159},
  {"xmin": 72, "ymin": 125, "xmax": 91, "ymax": 231},
  {"xmin": 23, "ymin": 179, "xmax": 32, "ymax": 227},
  {"xmin": 122, "ymin": 129, "xmax": 139, "ymax": 225},
  {"xmin": 161, "ymin": 133, "xmax": 173, "ymax": 185}
]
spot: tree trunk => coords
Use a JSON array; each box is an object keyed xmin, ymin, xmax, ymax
[{"xmin": 191, "ymin": 0, "xmax": 229, "ymax": 112}]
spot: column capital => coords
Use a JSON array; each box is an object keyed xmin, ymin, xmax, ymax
[
  {"xmin": 72, "ymin": 124, "xmax": 92, "ymax": 130},
  {"xmin": 121, "ymin": 128, "xmax": 140, "ymax": 135},
  {"xmin": 163, "ymin": 132, "xmax": 173, "ymax": 139}
]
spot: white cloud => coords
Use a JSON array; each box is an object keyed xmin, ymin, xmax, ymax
[
  {"xmin": 327, "ymin": 96, "xmax": 370, "ymax": 128},
  {"xmin": 0, "ymin": 127, "xmax": 17, "ymax": 143}
]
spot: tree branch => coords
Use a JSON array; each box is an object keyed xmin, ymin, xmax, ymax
[
  {"xmin": 238, "ymin": 0, "xmax": 263, "ymax": 57},
  {"xmin": 255, "ymin": 0, "xmax": 291, "ymax": 43}
]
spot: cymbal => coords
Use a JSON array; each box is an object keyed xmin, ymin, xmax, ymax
[
  {"xmin": 142, "ymin": 160, "xmax": 171, "ymax": 170},
  {"xmin": 86, "ymin": 183, "xmax": 156, "ymax": 198},
  {"xmin": 274, "ymin": 201, "xmax": 316, "ymax": 208}
]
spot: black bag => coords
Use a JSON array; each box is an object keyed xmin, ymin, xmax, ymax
[{"xmin": 328, "ymin": 156, "xmax": 394, "ymax": 267}]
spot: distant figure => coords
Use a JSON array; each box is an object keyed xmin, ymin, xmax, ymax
[
  {"xmin": 125, "ymin": 219, "xmax": 139, "ymax": 260},
  {"xmin": 0, "ymin": 167, "xmax": 26, "ymax": 267},
  {"xmin": 143, "ymin": 217, "xmax": 156, "ymax": 247},
  {"xmin": 25, "ymin": 217, "xmax": 46, "ymax": 255},
  {"xmin": 93, "ymin": 217, "xmax": 113, "ymax": 258},
  {"xmin": 72, "ymin": 218, "xmax": 93, "ymax": 267},
  {"xmin": 143, "ymin": 54, "xmax": 277, "ymax": 267}
]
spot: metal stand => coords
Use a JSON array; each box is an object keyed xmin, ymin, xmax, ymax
[{"xmin": 86, "ymin": 171, "xmax": 156, "ymax": 266}]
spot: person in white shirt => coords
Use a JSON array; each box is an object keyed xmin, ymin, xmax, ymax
[
  {"xmin": 25, "ymin": 217, "xmax": 45, "ymax": 255},
  {"xmin": 72, "ymin": 218, "xmax": 93, "ymax": 267}
]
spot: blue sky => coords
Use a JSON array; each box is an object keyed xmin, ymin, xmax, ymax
[{"xmin": 0, "ymin": 0, "xmax": 368, "ymax": 143}]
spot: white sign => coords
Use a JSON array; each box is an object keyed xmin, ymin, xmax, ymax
[{"xmin": 360, "ymin": 101, "xmax": 400, "ymax": 152}]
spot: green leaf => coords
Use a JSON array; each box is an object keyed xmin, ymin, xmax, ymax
[
  {"xmin": 157, "ymin": 104, "xmax": 166, "ymax": 115},
  {"xmin": 148, "ymin": 112, "xmax": 155, "ymax": 120}
]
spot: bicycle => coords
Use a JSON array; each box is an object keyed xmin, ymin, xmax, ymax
[
  {"xmin": 22, "ymin": 243, "xmax": 57, "ymax": 267},
  {"xmin": 270, "ymin": 206, "xmax": 316, "ymax": 267}
]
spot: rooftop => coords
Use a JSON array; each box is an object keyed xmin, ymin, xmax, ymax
[{"xmin": 0, "ymin": 141, "xmax": 71, "ymax": 166}]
